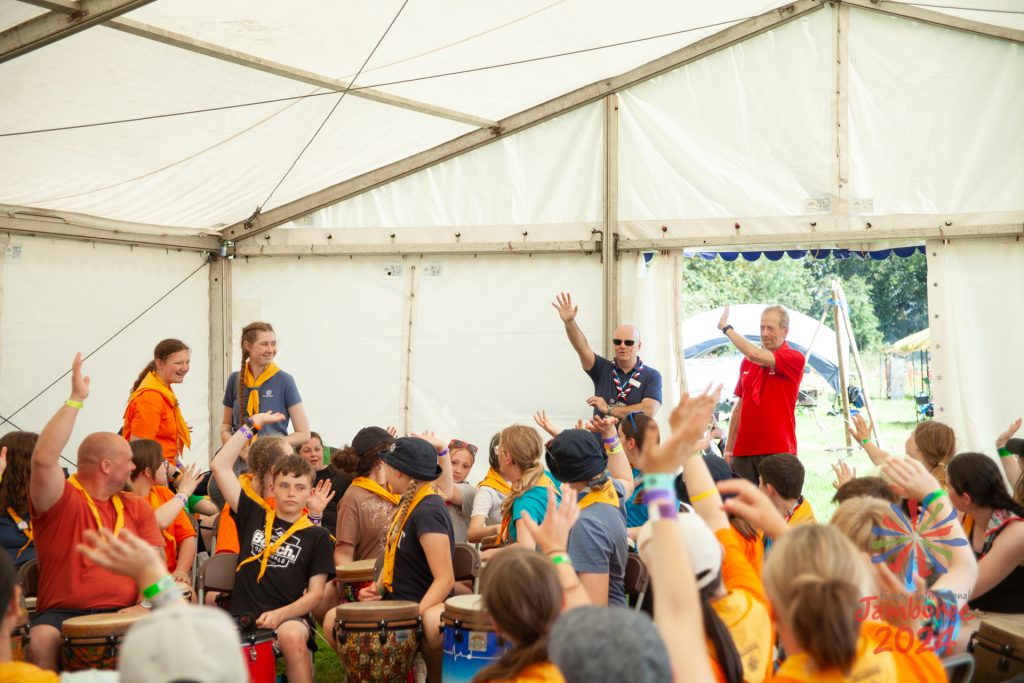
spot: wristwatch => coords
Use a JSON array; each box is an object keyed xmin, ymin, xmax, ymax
[{"xmin": 721, "ymin": 325, "xmax": 734, "ymax": 336}]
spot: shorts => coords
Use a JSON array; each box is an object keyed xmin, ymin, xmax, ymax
[{"xmin": 31, "ymin": 607, "xmax": 126, "ymax": 630}]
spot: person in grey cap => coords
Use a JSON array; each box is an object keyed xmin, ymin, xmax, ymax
[
  {"xmin": 549, "ymin": 606, "xmax": 672, "ymax": 683},
  {"xmin": 357, "ymin": 436, "xmax": 454, "ymax": 683},
  {"xmin": 545, "ymin": 426, "xmax": 633, "ymax": 606}
]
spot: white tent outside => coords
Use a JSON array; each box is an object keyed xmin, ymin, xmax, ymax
[{"xmin": 1, "ymin": 1, "xmax": 1022, "ymax": 480}]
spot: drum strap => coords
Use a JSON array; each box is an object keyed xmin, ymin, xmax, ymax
[
  {"xmin": 69, "ymin": 475, "xmax": 125, "ymax": 537},
  {"xmin": 236, "ymin": 510, "xmax": 312, "ymax": 582},
  {"xmin": 7, "ymin": 507, "xmax": 33, "ymax": 557}
]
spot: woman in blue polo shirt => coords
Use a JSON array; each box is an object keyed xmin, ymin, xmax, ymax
[{"xmin": 220, "ymin": 321, "xmax": 310, "ymax": 448}]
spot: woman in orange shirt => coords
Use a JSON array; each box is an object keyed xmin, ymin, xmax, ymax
[
  {"xmin": 127, "ymin": 439, "xmax": 199, "ymax": 585},
  {"xmin": 122, "ymin": 339, "xmax": 192, "ymax": 466}
]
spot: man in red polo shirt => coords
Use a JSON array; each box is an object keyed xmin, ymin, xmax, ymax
[{"xmin": 719, "ymin": 305, "xmax": 806, "ymax": 485}]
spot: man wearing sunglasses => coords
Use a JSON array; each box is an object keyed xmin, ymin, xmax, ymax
[{"xmin": 552, "ymin": 292, "xmax": 662, "ymax": 418}]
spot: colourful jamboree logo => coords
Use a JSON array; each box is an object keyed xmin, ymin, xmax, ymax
[{"xmin": 870, "ymin": 500, "xmax": 968, "ymax": 587}]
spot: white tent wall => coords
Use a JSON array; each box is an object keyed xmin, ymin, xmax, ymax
[
  {"xmin": 0, "ymin": 236, "xmax": 211, "ymax": 467},
  {"xmin": 927, "ymin": 236, "xmax": 1024, "ymax": 457},
  {"xmin": 230, "ymin": 253, "xmax": 601, "ymax": 484}
]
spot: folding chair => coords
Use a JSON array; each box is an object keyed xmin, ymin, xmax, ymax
[
  {"xmin": 453, "ymin": 543, "xmax": 482, "ymax": 593},
  {"xmin": 941, "ymin": 652, "xmax": 975, "ymax": 683},
  {"xmin": 624, "ymin": 553, "xmax": 650, "ymax": 612},
  {"xmin": 197, "ymin": 552, "xmax": 239, "ymax": 607},
  {"xmin": 17, "ymin": 558, "xmax": 39, "ymax": 613}
]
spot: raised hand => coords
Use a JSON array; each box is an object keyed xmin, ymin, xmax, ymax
[
  {"xmin": 667, "ymin": 386, "xmax": 721, "ymax": 446},
  {"xmin": 997, "ymin": 418, "xmax": 1022, "ymax": 449},
  {"xmin": 551, "ymin": 292, "xmax": 578, "ymax": 323},
  {"xmin": 77, "ymin": 528, "xmax": 166, "ymax": 585},
  {"xmin": 717, "ymin": 305, "xmax": 730, "ymax": 331},
  {"xmin": 585, "ymin": 414, "xmax": 618, "ymax": 438},
  {"xmin": 251, "ymin": 411, "xmax": 287, "ymax": 429},
  {"xmin": 880, "ymin": 457, "xmax": 941, "ymax": 502},
  {"xmin": 718, "ymin": 478, "xmax": 788, "ymax": 540},
  {"xmin": 831, "ymin": 460, "xmax": 856, "ymax": 490},
  {"xmin": 174, "ymin": 463, "xmax": 202, "ymax": 497},
  {"xmin": 533, "ymin": 410, "xmax": 560, "ymax": 438},
  {"xmin": 70, "ymin": 352, "xmax": 90, "ymax": 402},
  {"xmin": 386, "ymin": 426, "xmax": 398, "ymax": 438},
  {"xmin": 519, "ymin": 484, "xmax": 579, "ymax": 554},
  {"xmin": 848, "ymin": 413, "xmax": 872, "ymax": 444},
  {"xmin": 585, "ymin": 396, "xmax": 610, "ymax": 416},
  {"xmin": 307, "ymin": 478, "xmax": 335, "ymax": 517},
  {"xmin": 411, "ymin": 431, "xmax": 447, "ymax": 454}
]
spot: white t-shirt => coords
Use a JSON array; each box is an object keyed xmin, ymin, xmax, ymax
[{"xmin": 471, "ymin": 485, "xmax": 506, "ymax": 526}]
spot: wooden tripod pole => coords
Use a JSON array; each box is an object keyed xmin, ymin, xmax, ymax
[
  {"xmin": 835, "ymin": 280, "xmax": 881, "ymax": 444},
  {"xmin": 832, "ymin": 279, "xmax": 852, "ymax": 449}
]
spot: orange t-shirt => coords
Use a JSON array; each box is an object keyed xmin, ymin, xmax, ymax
[
  {"xmin": 773, "ymin": 621, "xmax": 945, "ymax": 682},
  {"xmin": 216, "ymin": 501, "xmax": 241, "ymax": 555},
  {"xmin": 0, "ymin": 662, "xmax": 59, "ymax": 682},
  {"xmin": 709, "ymin": 527, "xmax": 774, "ymax": 683},
  {"xmin": 147, "ymin": 485, "xmax": 196, "ymax": 573},
  {"xmin": 31, "ymin": 481, "xmax": 163, "ymax": 611},
  {"xmin": 486, "ymin": 662, "xmax": 565, "ymax": 682},
  {"xmin": 788, "ymin": 498, "xmax": 816, "ymax": 526},
  {"xmin": 123, "ymin": 390, "xmax": 179, "ymax": 462}
]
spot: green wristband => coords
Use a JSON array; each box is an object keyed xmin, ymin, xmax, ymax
[
  {"xmin": 65, "ymin": 399, "xmax": 84, "ymax": 410},
  {"xmin": 643, "ymin": 472, "xmax": 676, "ymax": 491},
  {"xmin": 549, "ymin": 553, "xmax": 571, "ymax": 566},
  {"xmin": 142, "ymin": 575, "xmax": 174, "ymax": 600},
  {"xmin": 922, "ymin": 489, "xmax": 948, "ymax": 510},
  {"xmin": 861, "ymin": 438, "xmax": 869, "ymax": 446},
  {"xmin": 999, "ymin": 447, "xmax": 1013, "ymax": 458}
]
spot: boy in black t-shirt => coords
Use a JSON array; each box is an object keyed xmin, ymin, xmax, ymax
[{"xmin": 211, "ymin": 411, "xmax": 334, "ymax": 683}]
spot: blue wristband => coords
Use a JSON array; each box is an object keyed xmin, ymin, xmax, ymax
[{"xmin": 644, "ymin": 472, "xmax": 676, "ymax": 491}]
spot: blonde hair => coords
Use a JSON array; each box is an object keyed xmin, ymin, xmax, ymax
[
  {"xmin": 386, "ymin": 478, "xmax": 423, "ymax": 552},
  {"xmin": 912, "ymin": 421, "xmax": 956, "ymax": 486},
  {"xmin": 498, "ymin": 425, "xmax": 545, "ymax": 519},
  {"xmin": 762, "ymin": 525, "xmax": 871, "ymax": 674},
  {"xmin": 830, "ymin": 497, "xmax": 898, "ymax": 554}
]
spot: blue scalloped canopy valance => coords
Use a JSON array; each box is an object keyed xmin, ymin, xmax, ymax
[{"xmin": 687, "ymin": 245, "xmax": 924, "ymax": 261}]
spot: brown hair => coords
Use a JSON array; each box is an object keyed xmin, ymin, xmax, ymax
[
  {"xmin": 474, "ymin": 547, "xmax": 561, "ymax": 682},
  {"xmin": 0, "ymin": 431, "xmax": 38, "ymax": 514},
  {"xmin": 333, "ymin": 439, "xmax": 392, "ymax": 477},
  {"xmin": 832, "ymin": 476, "xmax": 900, "ymax": 505},
  {"xmin": 498, "ymin": 426, "xmax": 545, "ymax": 519},
  {"xmin": 271, "ymin": 454, "xmax": 315, "ymax": 484},
  {"xmin": 948, "ymin": 452, "xmax": 1024, "ymax": 516},
  {"xmin": 830, "ymin": 497, "xmax": 899, "ymax": 554},
  {"xmin": 129, "ymin": 439, "xmax": 164, "ymax": 482},
  {"xmin": 487, "ymin": 433, "xmax": 501, "ymax": 471},
  {"xmin": 762, "ymin": 525, "xmax": 869, "ymax": 673},
  {"xmin": 758, "ymin": 453, "xmax": 804, "ymax": 500},
  {"xmin": 130, "ymin": 339, "xmax": 190, "ymax": 393},
  {"xmin": 248, "ymin": 436, "xmax": 289, "ymax": 494},
  {"xmin": 236, "ymin": 322, "xmax": 275, "ymax": 418},
  {"xmin": 619, "ymin": 412, "xmax": 653, "ymax": 449},
  {"xmin": 912, "ymin": 421, "xmax": 956, "ymax": 486}
]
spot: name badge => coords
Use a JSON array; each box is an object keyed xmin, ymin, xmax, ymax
[{"xmin": 628, "ymin": 378, "xmax": 642, "ymax": 388}]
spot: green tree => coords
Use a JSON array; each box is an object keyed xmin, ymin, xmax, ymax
[{"xmin": 681, "ymin": 256, "xmax": 815, "ymax": 317}]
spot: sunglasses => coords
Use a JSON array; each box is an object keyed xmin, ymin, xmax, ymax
[
  {"xmin": 612, "ymin": 339, "xmax": 636, "ymax": 346},
  {"xmin": 448, "ymin": 439, "xmax": 479, "ymax": 456}
]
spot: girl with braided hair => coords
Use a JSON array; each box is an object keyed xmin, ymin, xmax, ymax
[
  {"xmin": 220, "ymin": 321, "xmax": 310, "ymax": 448},
  {"xmin": 497, "ymin": 425, "xmax": 561, "ymax": 547}
]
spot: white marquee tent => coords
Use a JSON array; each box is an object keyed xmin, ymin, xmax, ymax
[{"xmin": 1, "ymin": 0, "xmax": 1022, "ymax": 476}]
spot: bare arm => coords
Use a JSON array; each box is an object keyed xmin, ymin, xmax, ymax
[
  {"xmin": 608, "ymin": 399, "xmax": 660, "ymax": 419},
  {"xmin": 520, "ymin": 485, "xmax": 590, "ymax": 611},
  {"xmin": 32, "ymin": 353, "xmax": 89, "ymax": 514},
  {"xmin": 849, "ymin": 414, "xmax": 894, "ymax": 467},
  {"xmin": 725, "ymin": 329, "xmax": 776, "ymax": 367},
  {"xmin": 683, "ymin": 448, "xmax": 729, "ymax": 533},
  {"xmin": 578, "ymin": 573, "xmax": 610, "ymax": 606},
  {"xmin": 725, "ymin": 397, "xmax": 741, "ymax": 458},
  {"xmin": 284, "ymin": 402, "xmax": 311, "ymax": 447},
  {"xmin": 212, "ymin": 411, "xmax": 286, "ymax": 512},
  {"xmin": 259, "ymin": 574, "xmax": 328, "ymax": 628},
  {"xmin": 334, "ymin": 542, "xmax": 355, "ymax": 568},
  {"xmin": 972, "ymin": 524, "xmax": 1024, "ymax": 599},
  {"xmin": 467, "ymin": 516, "xmax": 500, "ymax": 543},
  {"xmin": 593, "ymin": 417, "xmax": 634, "ymax": 499},
  {"xmin": 419, "ymin": 533, "xmax": 455, "ymax": 614},
  {"xmin": 173, "ymin": 536, "xmax": 197, "ymax": 582},
  {"xmin": 552, "ymin": 292, "xmax": 596, "ymax": 371},
  {"xmin": 220, "ymin": 406, "xmax": 235, "ymax": 445},
  {"xmin": 152, "ymin": 465, "xmax": 201, "ymax": 529},
  {"xmin": 997, "ymin": 419, "xmax": 1023, "ymax": 487}
]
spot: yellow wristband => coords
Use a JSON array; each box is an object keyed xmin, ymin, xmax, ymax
[
  {"xmin": 65, "ymin": 399, "xmax": 84, "ymax": 410},
  {"xmin": 690, "ymin": 488, "xmax": 716, "ymax": 503}
]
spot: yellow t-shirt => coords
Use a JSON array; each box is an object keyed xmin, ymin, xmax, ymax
[{"xmin": 0, "ymin": 661, "xmax": 60, "ymax": 682}]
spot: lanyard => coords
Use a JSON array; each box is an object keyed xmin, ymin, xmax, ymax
[
  {"xmin": 7, "ymin": 507, "xmax": 33, "ymax": 558},
  {"xmin": 612, "ymin": 359, "xmax": 644, "ymax": 403},
  {"xmin": 68, "ymin": 475, "xmax": 125, "ymax": 537}
]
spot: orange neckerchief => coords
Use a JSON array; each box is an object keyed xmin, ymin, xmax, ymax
[
  {"xmin": 236, "ymin": 506, "xmax": 312, "ymax": 582},
  {"xmin": 498, "ymin": 473, "xmax": 557, "ymax": 544},
  {"xmin": 68, "ymin": 475, "xmax": 124, "ymax": 537},
  {"xmin": 578, "ymin": 479, "xmax": 619, "ymax": 511},
  {"xmin": 123, "ymin": 371, "xmax": 191, "ymax": 453},
  {"xmin": 147, "ymin": 486, "xmax": 177, "ymax": 547},
  {"xmin": 477, "ymin": 468, "xmax": 512, "ymax": 496},
  {"xmin": 351, "ymin": 477, "xmax": 401, "ymax": 505},
  {"xmin": 239, "ymin": 473, "xmax": 270, "ymax": 510},
  {"xmin": 380, "ymin": 485, "xmax": 437, "ymax": 592},
  {"xmin": 6, "ymin": 507, "xmax": 32, "ymax": 558},
  {"xmin": 241, "ymin": 362, "xmax": 280, "ymax": 418}
]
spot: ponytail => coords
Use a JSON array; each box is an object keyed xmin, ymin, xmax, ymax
[
  {"xmin": 130, "ymin": 361, "xmax": 157, "ymax": 393},
  {"xmin": 130, "ymin": 339, "xmax": 189, "ymax": 393},
  {"xmin": 497, "ymin": 425, "xmax": 545, "ymax": 519}
]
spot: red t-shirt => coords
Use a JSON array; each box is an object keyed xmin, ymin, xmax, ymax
[
  {"xmin": 732, "ymin": 342, "xmax": 805, "ymax": 457},
  {"xmin": 32, "ymin": 480, "xmax": 163, "ymax": 611}
]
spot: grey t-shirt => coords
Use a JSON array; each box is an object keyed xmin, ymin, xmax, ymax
[
  {"xmin": 446, "ymin": 482, "xmax": 475, "ymax": 545},
  {"xmin": 470, "ymin": 485, "xmax": 505, "ymax": 526},
  {"xmin": 567, "ymin": 479, "xmax": 628, "ymax": 607}
]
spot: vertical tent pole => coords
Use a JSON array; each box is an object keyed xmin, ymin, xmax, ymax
[
  {"xmin": 208, "ymin": 255, "xmax": 231, "ymax": 467},
  {"xmin": 399, "ymin": 264, "xmax": 418, "ymax": 434},
  {"xmin": 602, "ymin": 94, "xmax": 620, "ymax": 350},
  {"xmin": 832, "ymin": 279, "xmax": 852, "ymax": 449}
]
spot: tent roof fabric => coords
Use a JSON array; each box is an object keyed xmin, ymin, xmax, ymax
[
  {"xmin": 1, "ymin": 1, "xmax": 1021, "ymax": 234},
  {"xmin": 885, "ymin": 328, "xmax": 930, "ymax": 354}
]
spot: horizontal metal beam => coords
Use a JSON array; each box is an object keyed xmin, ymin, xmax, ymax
[
  {"xmin": 233, "ymin": 239, "xmax": 601, "ymax": 258},
  {"xmin": 0, "ymin": 208, "xmax": 221, "ymax": 252},
  {"xmin": 845, "ymin": 0, "xmax": 1024, "ymax": 45},
  {"xmin": 18, "ymin": 0, "xmax": 496, "ymax": 129},
  {"xmin": 1, "ymin": 0, "xmax": 154, "ymax": 64},
  {"xmin": 221, "ymin": 0, "xmax": 825, "ymax": 242}
]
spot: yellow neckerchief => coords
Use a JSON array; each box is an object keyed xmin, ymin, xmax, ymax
[
  {"xmin": 123, "ymin": 372, "xmax": 191, "ymax": 452},
  {"xmin": 147, "ymin": 486, "xmax": 177, "ymax": 547},
  {"xmin": 477, "ymin": 468, "xmax": 512, "ymax": 496},
  {"xmin": 68, "ymin": 474, "xmax": 125, "ymax": 537},
  {"xmin": 236, "ymin": 503, "xmax": 313, "ymax": 582},
  {"xmin": 239, "ymin": 473, "xmax": 270, "ymax": 511},
  {"xmin": 498, "ymin": 473, "xmax": 557, "ymax": 544},
  {"xmin": 380, "ymin": 484, "xmax": 437, "ymax": 592},
  {"xmin": 577, "ymin": 478, "xmax": 619, "ymax": 511},
  {"xmin": 7, "ymin": 507, "xmax": 33, "ymax": 558},
  {"xmin": 351, "ymin": 476, "xmax": 401, "ymax": 505},
  {"xmin": 241, "ymin": 362, "xmax": 280, "ymax": 418}
]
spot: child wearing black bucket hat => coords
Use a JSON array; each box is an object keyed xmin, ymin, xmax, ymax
[
  {"xmin": 545, "ymin": 422, "xmax": 634, "ymax": 607},
  {"xmin": 357, "ymin": 436, "xmax": 454, "ymax": 682}
]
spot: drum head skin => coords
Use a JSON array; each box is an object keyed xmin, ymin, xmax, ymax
[
  {"xmin": 61, "ymin": 613, "xmax": 143, "ymax": 637},
  {"xmin": 336, "ymin": 559, "xmax": 378, "ymax": 583},
  {"xmin": 441, "ymin": 595, "xmax": 492, "ymax": 631},
  {"xmin": 335, "ymin": 600, "xmax": 420, "ymax": 627}
]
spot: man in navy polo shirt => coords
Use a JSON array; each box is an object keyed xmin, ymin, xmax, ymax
[
  {"xmin": 719, "ymin": 304, "xmax": 806, "ymax": 485},
  {"xmin": 552, "ymin": 292, "xmax": 662, "ymax": 418}
]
